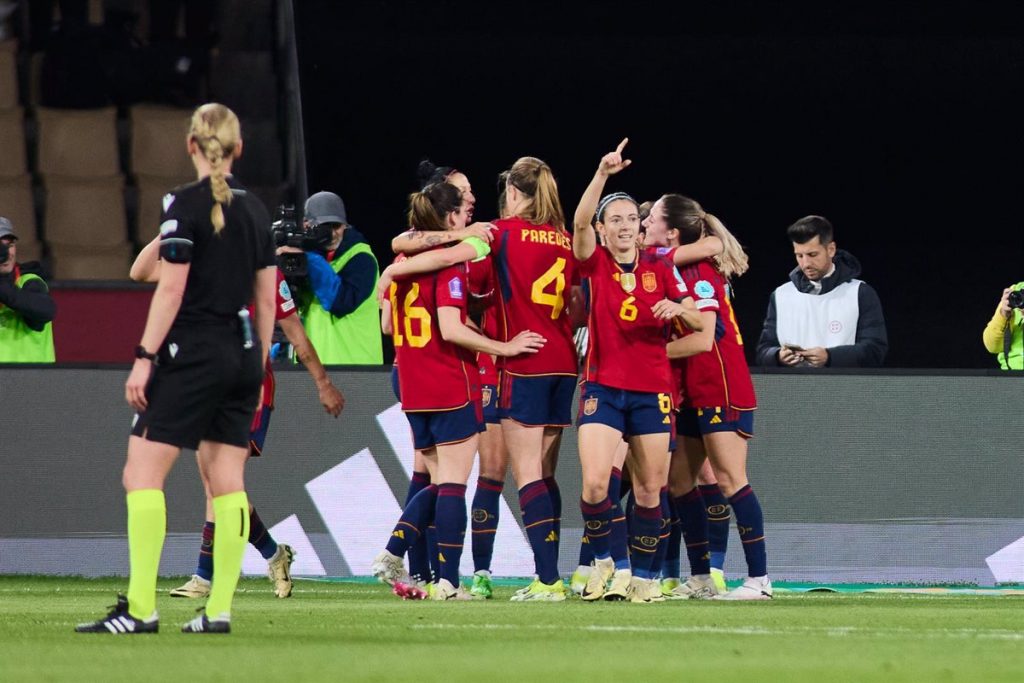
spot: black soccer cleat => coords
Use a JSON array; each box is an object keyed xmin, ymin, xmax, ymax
[
  {"xmin": 181, "ymin": 609, "xmax": 231, "ymax": 634},
  {"xmin": 75, "ymin": 594, "xmax": 159, "ymax": 634}
]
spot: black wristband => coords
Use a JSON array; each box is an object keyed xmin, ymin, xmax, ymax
[{"xmin": 134, "ymin": 345, "xmax": 157, "ymax": 361}]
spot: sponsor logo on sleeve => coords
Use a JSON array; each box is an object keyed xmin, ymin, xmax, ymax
[
  {"xmin": 159, "ymin": 219, "xmax": 178, "ymax": 236},
  {"xmin": 448, "ymin": 276, "xmax": 464, "ymax": 299},
  {"xmin": 279, "ymin": 279, "xmax": 293, "ymax": 302}
]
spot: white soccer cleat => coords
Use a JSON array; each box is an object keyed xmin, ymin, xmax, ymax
[
  {"xmin": 665, "ymin": 574, "xmax": 720, "ymax": 600},
  {"xmin": 267, "ymin": 544, "xmax": 295, "ymax": 598},
  {"xmin": 431, "ymin": 578, "xmax": 474, "ymax": 601},
  {"xmin": 603, "ymin": 568, "xmax": 633, "ymax": 601},
  {"xmin": 629, "ymin": 577, "xmax": 665, "ymax": 604},
  {"xmin": 569, "ymin": 565, "xmax": 593, "ymax": 596},
  {"xmin": 168, "ymin": 574, "xmax": 211, "ymax": 599},
  {"xmin": 581, "ymin": 558, "xmax": 614, "ymax": 602},
  {"xmin": 715, "ymin": 576, "xmax": 773, "ymax": 601},
  {"xmin": 371, "ymin": 550, "xmax": 410, "ymax": 586}
]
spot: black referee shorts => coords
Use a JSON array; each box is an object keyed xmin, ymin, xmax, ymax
[{"xmin": 132, "ymin": 324, "xmax": 263, "ymax": 450}]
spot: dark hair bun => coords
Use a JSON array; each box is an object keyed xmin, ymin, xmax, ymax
[{"xmin": 417, "ymin": 160, "xmax": 439, "ymax": 189}]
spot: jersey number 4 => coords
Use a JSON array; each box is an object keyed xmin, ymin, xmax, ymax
[
  {"xmin": 390, "ymin": 282, "xmax": 432, "ymax": 348},
  {"xmin": 530, "ymin": 257, "xmax": 567, "ymax": 320}
]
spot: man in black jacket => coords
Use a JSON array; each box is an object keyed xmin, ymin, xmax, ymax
[{"xmin": 755, "ymin": 216, "xmax": 887, "ymax": 368}]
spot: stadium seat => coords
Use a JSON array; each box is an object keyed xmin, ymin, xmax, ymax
[
  {"xmin": 134, "ymin": 173, "xmax": 192, "ymax": 243},
  {"xmin": 0, "ymin": 106, "xmax": 26, "ymax": 177},
  {"xmin": 49, "ymin": 242, "xmax": 133, "ymax": 280},
  {"xmin": 36, "ymin": 107, "xmax": 120, "ymax": 177},
  {"xmin": 129, "ymin": 104, "xmax": 195, "ymax": 178},
  {"xmin": 0, "ymin": 40, "xmax": 17, "ymax": 110},
  {"xmin": 44, "ymin": 174, "xmax": 128, "ymax": 249},
  {"xmin": 0, "ymin": 174, "xmax": 42, "ymax": 262}
]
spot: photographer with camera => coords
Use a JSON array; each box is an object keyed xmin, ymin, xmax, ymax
[
  {"xmin": 277, "ymin": 191, "xmax": 382, "ymax": 365},
  {"xmin": 982, "ymin": 284, "xmax": 1024, "ymax": 369},
  {"xmin": 0, "ymin": 217, "xmax": 56, "ymax": 363}
]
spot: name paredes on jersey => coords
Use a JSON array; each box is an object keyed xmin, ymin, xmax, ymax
[{"xmin": 518, "ymin": 228, "xmax": 571, "ymax": 249}]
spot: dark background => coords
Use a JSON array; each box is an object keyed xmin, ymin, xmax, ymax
[{"xmin": 294, "ymin": 1, "xmax": 1024, "ymax": 369}]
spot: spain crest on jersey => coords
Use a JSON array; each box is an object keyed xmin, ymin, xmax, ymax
[
  {"xmin": 583, "ymin": 397, "xmax": 598, "ymax": 415},
  {"xmin": 481, "ymin": 386, "xmax": 492, "ymax": 407},
  {"xmin": 642, "ymin": 272, "xmax": 657, "ymax": 293}
]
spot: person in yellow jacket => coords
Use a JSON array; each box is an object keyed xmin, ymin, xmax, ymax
[
  {"xmin": 982, "ymin": 283, "xmax": 1024, "ymax": 370},
  {"xmin": 288, "ymin": 191, "xmax": 382, "ymax": 365},
  {"xmin": 0, "ymin": 217, "xmax": 55, "ymax": 363}
]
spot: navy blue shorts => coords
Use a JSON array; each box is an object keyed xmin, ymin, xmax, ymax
[
  {"xmin": 406, "ymin": 402, "xmax": 485, "ymax": 450},
  {"xmin": 390, "ymin": 365, "xmax": 401, "ymax": 402},
  {"xmin": 677, "ymin": 407, "xmax": 755, "ymax": 439},
  {"xmin": 248, "ymin": 405, "xmax": 272, "ymax": 457},
  {"xmin": 576, "ymin": 382, "xmax": 673, "ymax": 437},
  {"xmin": 498, "ymin": 374, "xmax": 575, "ymax": 427},
  {"xmin": 481, "ymin": 383, "xmax": 500, "ymax": 424}
]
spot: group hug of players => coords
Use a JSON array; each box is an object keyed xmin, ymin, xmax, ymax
[{"xmin": 370, "ymin": 139, "xmax": 769, "ymax": 603}]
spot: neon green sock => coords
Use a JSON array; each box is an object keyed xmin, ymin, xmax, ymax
[
  {"xmin": 125, "ymin": 489, "xmax": 166, "ymax": 619},
  {"xmin": 205, "ymin": 491, "xmax": 250, "ymax": 618}
]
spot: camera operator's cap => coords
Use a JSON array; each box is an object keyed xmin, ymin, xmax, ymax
[
  {"xmin": 305, "ymin": 191, "xmax": 347, "ymax": 226},
  {"xmin": 0, "ymin": 217, "xmax": 16, "ymax": 240}
]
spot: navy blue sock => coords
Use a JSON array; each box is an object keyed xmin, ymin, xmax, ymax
[
  {"xmin": 651, "ymin": 488, "xmax": 672, "ymax": 578},
  {"xmin": 435, "ymin": 483, "xmax": 468, "ymax": 585},
  {"xmin": 471, "ymin": 476, "xmax": 502, "ymax": 572},
  {"xmin": 406, "ymin": 471, "xmax": 431, "ymax": 581},
  {"xmin": 730, "ymin": 485, "xmax": 767, "ymax": 577},
  {"xmin": 665, "ymin": 513, "xmax": 683, "ymax": 579},
  {"xmin": 630, "ymin": 504, "xmax": 662, "ymax": 580},
  {"xmin": 426, "ymin": 525, "xmax": 439, "ymax": 582},
  {"xmin": 196, "ymin": 521, "xmax": 214, "ymax": 581},
  {"xmin": 543, "ymin": 476, "xmax": 561, "ymax": 567},
  {"xmin": 386, "ymin": 484, "xmax": 437, "ymax": 558},
  {"xmin": 248, "ymin": 507, "xmax": 278, "ymax": 560},
  {"xmin": 609, "ymin": 503, "xmax": 630, "ymax": 570},
  {"xmin": 579, "ymin": 468, "xmax": 622, "ymax": 567},
  {"xmin": 674, "ymin": 488, "xmax": 711, "ymax": 576},
  {"xmin": 520, "ymin": 480, "xmax": 559, "ymax": 584},
  {"xmin": 700, "ymin": 483, "xmax": 730, "ymax": 570},
  {"xmin": 580, "ymin": 497, "xmax": 615, "ymax": 561}
]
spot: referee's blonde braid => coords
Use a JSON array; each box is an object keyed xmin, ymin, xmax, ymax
[{"xmin": 189, "ymin": 103, "xmax": 240, "ymax": 234}]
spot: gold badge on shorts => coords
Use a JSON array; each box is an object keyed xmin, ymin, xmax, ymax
[
  {"xmin": 583, "ymin": 397, "xmax": 598, "ymax": 415},
  {"xmin": 481, "ymin": 386, "xmax": 492, "ymax": 407},
  {"xmin": 642, "ymin": 271, "xmax": 657, "ymax": 293},
  {"xmin": 619, "ymin": 272, "xmax": 636, "ymax": 293}
]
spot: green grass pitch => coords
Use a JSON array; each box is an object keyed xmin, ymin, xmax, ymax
[{"xmin": 3, "ymin": 576, "xmax": 1023, "ymax": 682}]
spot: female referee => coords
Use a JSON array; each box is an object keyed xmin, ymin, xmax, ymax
[{"xmin": 77, "ymin": 103, "xmax": 277, "ymax": 634}]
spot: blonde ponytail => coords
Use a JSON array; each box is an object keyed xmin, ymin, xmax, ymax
[
  {"xmin": 506, "ymin": 157, "xmax": 565, "ymax": 229},
  {"xmin": 189, "ymin": 103, "xmax": 240, "ymax": 234},
  {"xmin": 704, "ymin": 213, "xmax": 749, "ymax": 278}
]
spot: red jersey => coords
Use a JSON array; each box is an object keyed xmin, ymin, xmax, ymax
[
  {"xmin": 391, "ymin": 263, "xmax": 479, "ymax": 411},
  {"xmin": 580, "ymin": 247, "xmax": 687, "ymax": 395},
  {"xmin": 252, "ymin": 269, "xmax": 297, "ymax": 412},
  {"xmin": 466, "ymin": 257, "xmax": 499, "ymax": 385},
  {"xmin": 492, "ymin": 217, "xmax": 578, "ymax": 377},
  {"xmin": 677, "ymin": 260, "xmax": 757, "ymax": 410}
]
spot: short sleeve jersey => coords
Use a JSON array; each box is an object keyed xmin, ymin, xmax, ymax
[
  {"xmin": 580, "ymin": 247, "xmax": 687, "ymax": 395},
  {"xmin": 467, "ymin": 257, "xmax": 499, "ymax": 386},
  {"xmin": 492, "ymin": 217, "xmax": 578, "ymax": 377},
  {"xmin": 677, "ymin": 260, "xmax": 757, "ymax": 410},
  {"xmin": 158, "ymin": 176, "xmax": 276, "ymax": 328},
  {"xmin": 392, "ymin": 263, "xmax": 480, "ymax": 411},
  {"xmin": 254, "ymin": 269, "xmax": 298, "ymax": 410}
]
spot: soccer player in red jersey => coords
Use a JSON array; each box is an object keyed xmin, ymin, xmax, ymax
[
  {"xmin": 487, "ymin": 156, "xmax": 581, "ymax": 601},
  {"xmin": 572, "ymin": 139, "xmax": 701, "ymax": 603},
  {"xmin": 658, "ymin": 193, "xmax": 772, "ymax": 600},
  {"xmin": 372, "ymin": 182, "xmax": 543, "ymax": 600}
]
